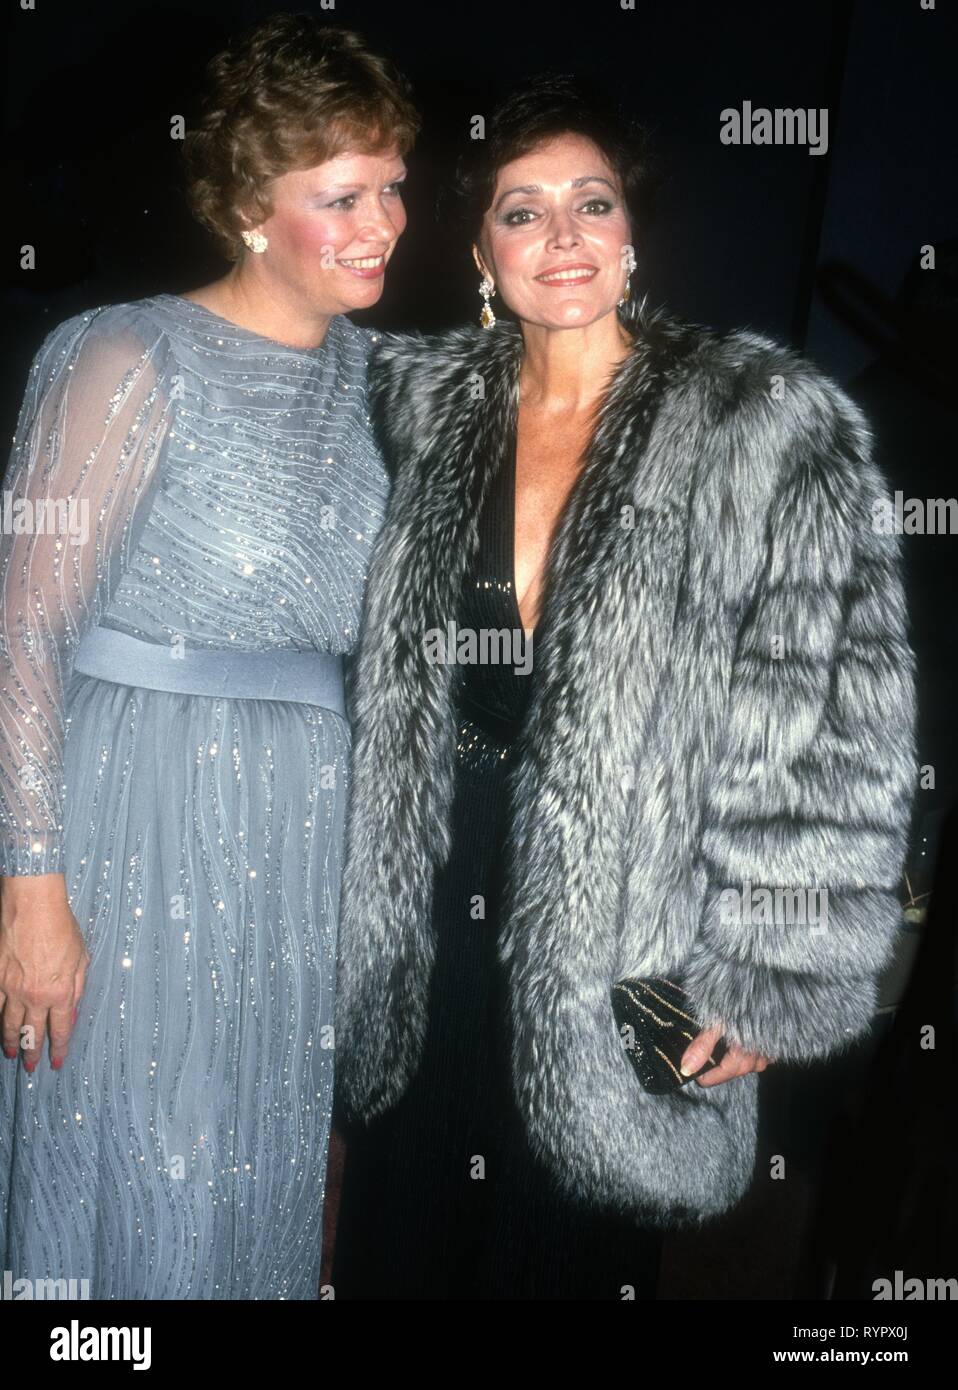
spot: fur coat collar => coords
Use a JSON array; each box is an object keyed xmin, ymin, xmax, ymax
[{"xmin": 334, "ymin": 294, "xmax": 916, "ymax": 1225}]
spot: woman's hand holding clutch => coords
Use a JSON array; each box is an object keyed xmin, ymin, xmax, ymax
[{"xmin": 680, "ymin": 1025, "xmax": 771, "ymax": 1087}]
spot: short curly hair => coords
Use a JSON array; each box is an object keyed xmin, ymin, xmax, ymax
[
  {"xmin": 446, "ymin": 72, "xmax": 661, "ymax": 252},
  {"xmin": 183, "ymin": 14, "xmax": 420, "ymax": 261}
]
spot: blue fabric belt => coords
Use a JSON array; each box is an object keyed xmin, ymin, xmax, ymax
[{"xmin": 72, "ymin": 626, "xmax": 347, "ymax": 718}]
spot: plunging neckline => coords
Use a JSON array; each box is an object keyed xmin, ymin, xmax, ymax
[{"xmin": 504, "ymin": 434, "xmax": 540, "ymax": 639}]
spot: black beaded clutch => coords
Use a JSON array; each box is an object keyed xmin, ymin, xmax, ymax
[{"xmin": 611, "ymin": 976, "xmax": 729, "ymax": 1094}]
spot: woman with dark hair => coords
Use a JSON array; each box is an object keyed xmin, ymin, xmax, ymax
[
  {"xmin": 331, "ymin": 75, "xmax": 917, "ymax": 1299},
  {"xmin": 0, "ymin": 14, "xmax": 418, "ymax": 1298}
]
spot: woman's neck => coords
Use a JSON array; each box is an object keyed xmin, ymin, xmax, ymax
[
  {"xmin": 518, "ymin": 309, "xmax": 634, "ymax": 414},
  {"xmin": 182, "ymin": 267, "xmax": 334, "ymax": 351}
]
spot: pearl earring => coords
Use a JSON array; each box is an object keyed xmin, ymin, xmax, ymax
[
  {"xmin": 241, "ymin": 229, "xmax": 268, "ymax": 254},
  {"xmin": 479, "ymin": 275, "xmax": 496, "ymax": 329}
]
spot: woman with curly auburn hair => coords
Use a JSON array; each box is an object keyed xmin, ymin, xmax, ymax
[{"xmin": 0, "ymin": 13, "xmax": 417, "ymax": 1298}]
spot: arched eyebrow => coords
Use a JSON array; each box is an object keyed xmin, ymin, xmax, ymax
[
  {"xmin": 493, "ymin": 174, "xmax": 617, "ymax": 212},
  {"xmin": 494, "ymin": 184, "xmax": 540, "ymax": 210},
  {"xmin": 571, "ymin": 175, "xmax": 616, "ymax": 191}
]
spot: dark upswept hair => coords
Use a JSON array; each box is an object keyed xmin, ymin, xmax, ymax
[
  {"xmin": 183, "ymin": 14, "xmax": 420, "ymax": 261},
  {"xmin": 446, "ymin": 73, "xmax": 661, "ymax": 250}
]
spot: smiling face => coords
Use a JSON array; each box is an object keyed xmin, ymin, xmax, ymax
[
  {"xmin": 474, "ymin": 132, "xmax": 633, "ymax": 331},
  {"xmin": 244, "ymin": 147, "xmax": 408, "ymax": 316}
]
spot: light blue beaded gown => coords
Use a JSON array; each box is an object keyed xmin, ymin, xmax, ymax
[{"xmin": 0, "ymin": 293, "xmax": 389, "ymax": 1299}]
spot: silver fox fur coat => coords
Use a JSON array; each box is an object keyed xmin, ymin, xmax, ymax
[{"xmin": 334, "ymin": 293, "xmax": 918, "ymax": 1229}]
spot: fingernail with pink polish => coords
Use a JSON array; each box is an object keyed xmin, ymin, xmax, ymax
[
  {"xmin": 3, "ymin": 1046, "xmax": 17, "ymax": 1060},
  {"xmin": 23, "ymin": 1060, "xmax": 36, "ymax": 1073},
  {"xmin": 51, "ymin": 1057, "xmax": 63, "ymax": 1070}
]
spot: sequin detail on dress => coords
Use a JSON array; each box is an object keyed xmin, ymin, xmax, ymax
[
  {"xmin": 0, "ymin": 293, "xmax": 389, "ymax": 1298},
  {"xmin": 452, "ymin": 443, "xmax": 537, "ymax": 774}
]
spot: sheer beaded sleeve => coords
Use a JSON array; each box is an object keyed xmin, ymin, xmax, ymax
[{"xmin": 0, "ymin": 309, "xmax": 174, "ymax": 876}]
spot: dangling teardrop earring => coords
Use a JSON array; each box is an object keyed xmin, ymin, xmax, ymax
[
  {"xmin": 618, "ymin": 246, "xmax": 637, "ymax": 306},
  {"xmin": 479, "ymin": 275, "xmax": 496, "ymax": 329}
]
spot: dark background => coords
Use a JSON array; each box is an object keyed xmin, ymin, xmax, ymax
[
  {"xmin": 3, "ymin": 0, "xmax": 956, "ymax": 1300},
  {"xmin": 3, "ymin": 0, "xmax": 955, "ymax": 861}
]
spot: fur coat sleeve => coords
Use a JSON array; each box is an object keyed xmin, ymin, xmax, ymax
[{"xmin": 677, "ymin": 345, "xmax": 917, "ymax": 1064}]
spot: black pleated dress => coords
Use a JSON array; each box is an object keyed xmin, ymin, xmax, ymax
[{"xmin": 331, "ymin": 441, "xmax": 664, "ymax": 1300}]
